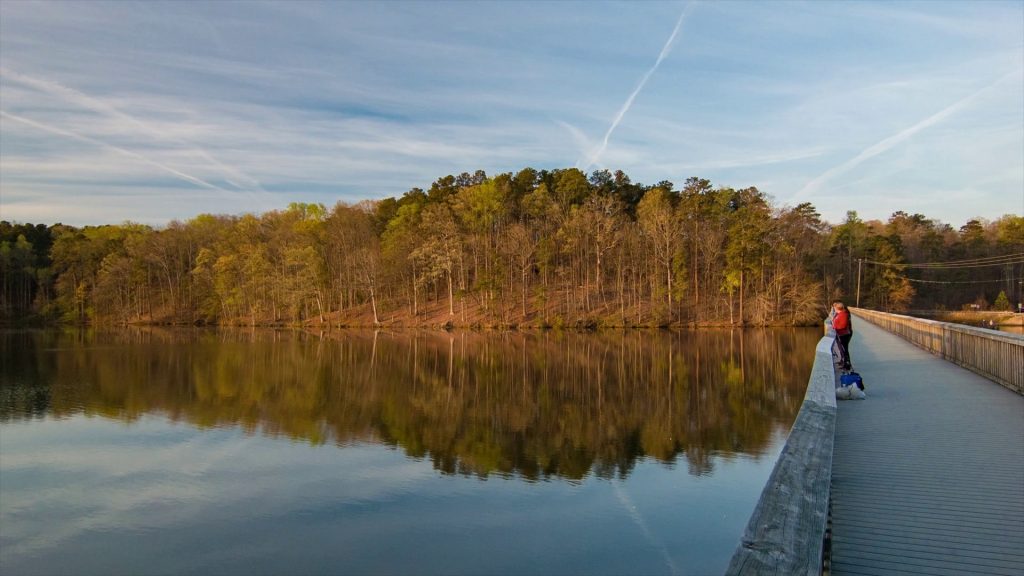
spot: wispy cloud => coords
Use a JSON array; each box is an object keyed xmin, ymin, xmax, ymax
[
  {"xmin": 1, "ymin": 110, "xmax": 240, "ymax": 196},
  {"xmin": 655, "ymin": 147, "xmax": 827, "ymax": 173},
  {"xmin": 1, "ymin": 67, "xmax": 272, "ymax": 193},
  {"xmin": 794, "ymin": 69, "xmax": 1022, "ymax": 200},
  {"xmin": 581, "ymin": 2, "xmax": 694, "ymax": 171}
]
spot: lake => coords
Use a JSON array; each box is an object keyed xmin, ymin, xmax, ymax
[{"xmin": 0, "ymin": 328, "xmax": 819, "ymax": 575}]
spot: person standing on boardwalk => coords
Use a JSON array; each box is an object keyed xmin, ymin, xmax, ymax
[{"xmin": 832, "ymin": 301, "xmax": 853, "ymax": 370}]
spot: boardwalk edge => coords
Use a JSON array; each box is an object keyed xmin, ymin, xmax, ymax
[{"xmin": 725, "ymin": 328, "xmax": 838, "ymax": 576}]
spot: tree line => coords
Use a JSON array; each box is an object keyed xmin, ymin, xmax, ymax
[{"xmin": 2, "ymin": 167, "xmax": 1021, "ymax": 326}]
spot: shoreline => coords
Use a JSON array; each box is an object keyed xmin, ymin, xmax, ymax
[
  {"xmin": 910, "ymin": 310, "xmax": 1024, "ymax": 327},
  {"xmin": 1, "ymin": 318, "xmax": 823, "ymax": 330},
  {"xmin": 11, "ymin": 310, "xmax": 1019, "ymax": 331}
]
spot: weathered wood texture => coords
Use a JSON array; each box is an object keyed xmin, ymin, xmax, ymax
[
  {"xmin": 725, "ymin": 330, "xmax": 837, "ymax": 576},
  {"xmin": 852, "ymin": 307, "xmax": 1023, "ymax": 394},
  {"xmin": 831, "ymin": 319, "xmax": 1024, "ymax": 576}
]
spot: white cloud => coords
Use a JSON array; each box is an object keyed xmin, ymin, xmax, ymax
[{"xmin": 794, "ymin": 69, "xmax": 1023, "ymax": 201}]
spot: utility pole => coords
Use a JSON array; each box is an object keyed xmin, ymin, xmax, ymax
[{"xmin": 856, "ymin": 258, "xmax": 863, "ymax": 308}]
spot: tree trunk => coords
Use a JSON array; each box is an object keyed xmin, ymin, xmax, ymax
[
  {"xmin": 521, "ymin": 261, "xmax": 528, "ymax": 321},
  {"xmin": 412, "ymin": 273, "xmax": 418, "ymax": 318},
  {"xmin": 666, "ymin": 258, "xmax": 672, "ymax": 322},
  {"xmin": 739, "ymin": 268, "xmax": 745, "ymax": 326},
  {"xmin": 447, "ymin": 271, "xmax": 454, "ymax": 316},
  {"xmin": 369, "ymin": 284, "xmax": 379, "ymax": 324},
  {"xmin": 693, "ymin": 229, "xmax": 699, "ymax": 323}
]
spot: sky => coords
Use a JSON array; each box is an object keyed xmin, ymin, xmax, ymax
[{"xmin": 1, "ymin": 0, "xmax": 1022, "ymax": 228}]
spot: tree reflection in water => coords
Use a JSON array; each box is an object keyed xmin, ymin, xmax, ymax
[{"xmin": 1, "ymin": 328, "xmax": 818, "ymax": 481}]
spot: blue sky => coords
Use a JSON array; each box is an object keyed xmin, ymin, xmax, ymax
[{"xmin": 1, "ymin": 0, "xmax": 1022, "ymax": 227}]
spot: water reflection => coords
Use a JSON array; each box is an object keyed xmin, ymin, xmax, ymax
[{"xmin": 1, "ymin": 328, "xmax": 817, "ymax": 481}]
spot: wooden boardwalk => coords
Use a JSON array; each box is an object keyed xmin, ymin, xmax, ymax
[{"xmin": 830, "ymin": 317, "xmax": 1024, "ymax": 576}]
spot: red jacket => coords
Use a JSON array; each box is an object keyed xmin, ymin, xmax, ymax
[{"xmin": 833, "ymin": 310, "xmax": 852, "ymax": 335}]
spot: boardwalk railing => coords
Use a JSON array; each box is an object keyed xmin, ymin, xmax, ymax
[
  {"xmin": 852, "ymin": 307, "xmax": 1024, "ymax": 394},
  {"xmin": 726, "ymin": 325, "xmax": 837, "ymax": 576}
]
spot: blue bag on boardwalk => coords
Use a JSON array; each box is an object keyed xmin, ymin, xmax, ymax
[
  {"xmin": 840, "ymin": 372, "xmax": 863, "ymax": 387},
  {"xmin": 837, "ymin": 371, "xmax": 866, "ymax": 400}
]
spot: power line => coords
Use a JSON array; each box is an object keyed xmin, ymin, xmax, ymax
[
  {"xmin": 903, "ymin": 277, "xmax": 1021, "ymax": 285},
  {"xmin": 905, "ymin": 253, "xmax": 1024, "ymax": 265},
  {"xmin": 863, "ymin": 253, "xmax": 1024, "ymax": 269},
  {"xmin": 864, "ymin": 257, "xmax": 1023, "ymax": 269},
  {"xmin": 910, "ymin": 259, "xmax": 1023, "ymax": 269},
  {"xmin": 907, "ymin": 259, "xmax": 1024, "ymax": 269}
]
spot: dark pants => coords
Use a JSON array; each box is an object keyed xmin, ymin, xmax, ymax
[{"xmin": 837, "ymin": 333, "xmax": 852, "ymax": 368}]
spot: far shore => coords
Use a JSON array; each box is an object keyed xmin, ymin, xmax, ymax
[
  {"xmin": 7, "ymin": 308, "xmax": 1021, "ymax": 330},
  {"xmin": 909, "ymin": 310, "xmax": 1024, "ymax": 327}
]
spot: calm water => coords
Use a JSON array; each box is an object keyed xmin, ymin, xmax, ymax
[{"xmin": 0, "ymin": 328, "xmax": 819, "ymax": 576}]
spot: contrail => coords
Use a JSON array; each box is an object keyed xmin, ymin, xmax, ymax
[
  {"xmin": 583, "ymin": 3, "xmax": 693, "ymax": 171},
  {"xmin": 0, "ymin": 67, "xmax": 269, "ymax": 195},
  {"xmin": 795, "ymin": 69, "xmax": 1022, "ymax": 199},
  {"xmin": 1, "ymin": 110, "xmax": 235, "ymax": 195},
  {"xmin": 558, "ymin": 120, "xmax": 594, "ymax": 166},
  {"xmin": 612, "ymin": 480, "xmax": 681, "ymax": 576}
]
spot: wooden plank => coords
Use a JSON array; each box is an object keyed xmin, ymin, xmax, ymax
[
  {"xmin": 830, "ymin": 517, "xmax": 1018, "ymax": 542},
  {"xmin": 834, "ymin": 534, "xmax": 1024, "ymax": 560},
  {"xmin": 830, "ymin": 486, "xmax": 1024, "ymax": 510},
  {"xmin": 837, "ymin": 547, "xmax": 1024, "ymax": 573},
  {"xmin": 831, "ymin": 502, "xmax": 1024, "ymax": 528},
  {"xmin": 830, "ymin": 528, "xmax": 1022, "ymax": 553},
  {"xmin": 829, "ymin": 562, "xmax": 914, "ymax": 576},
  {"xmin": 833, "ymin": 551, "xmax": 1023, "ymax": 576},
  {"xmin": 833, "ymin": 557, "xmax": 1019, "ymax": 576},
  {"xmin": 831, "ymin": 530, "xmax": 1020, "ymax": 553},
  {"xmin": 831, "ymin": 535, "xmax": 1024, "ymax": 563}
]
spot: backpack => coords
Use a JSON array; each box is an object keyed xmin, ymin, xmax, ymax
[
  {"xmin": 837, "ymin": 372, "xmax": 866, "ymax": 400},
  {"xmin": 839, "ymin": 372, "xmax": 863, "ymax": 388}
]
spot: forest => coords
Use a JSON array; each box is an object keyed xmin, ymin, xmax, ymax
[{"xmin": 2, "ymin": 167, "xmax": 1022, "ymax": 327}]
